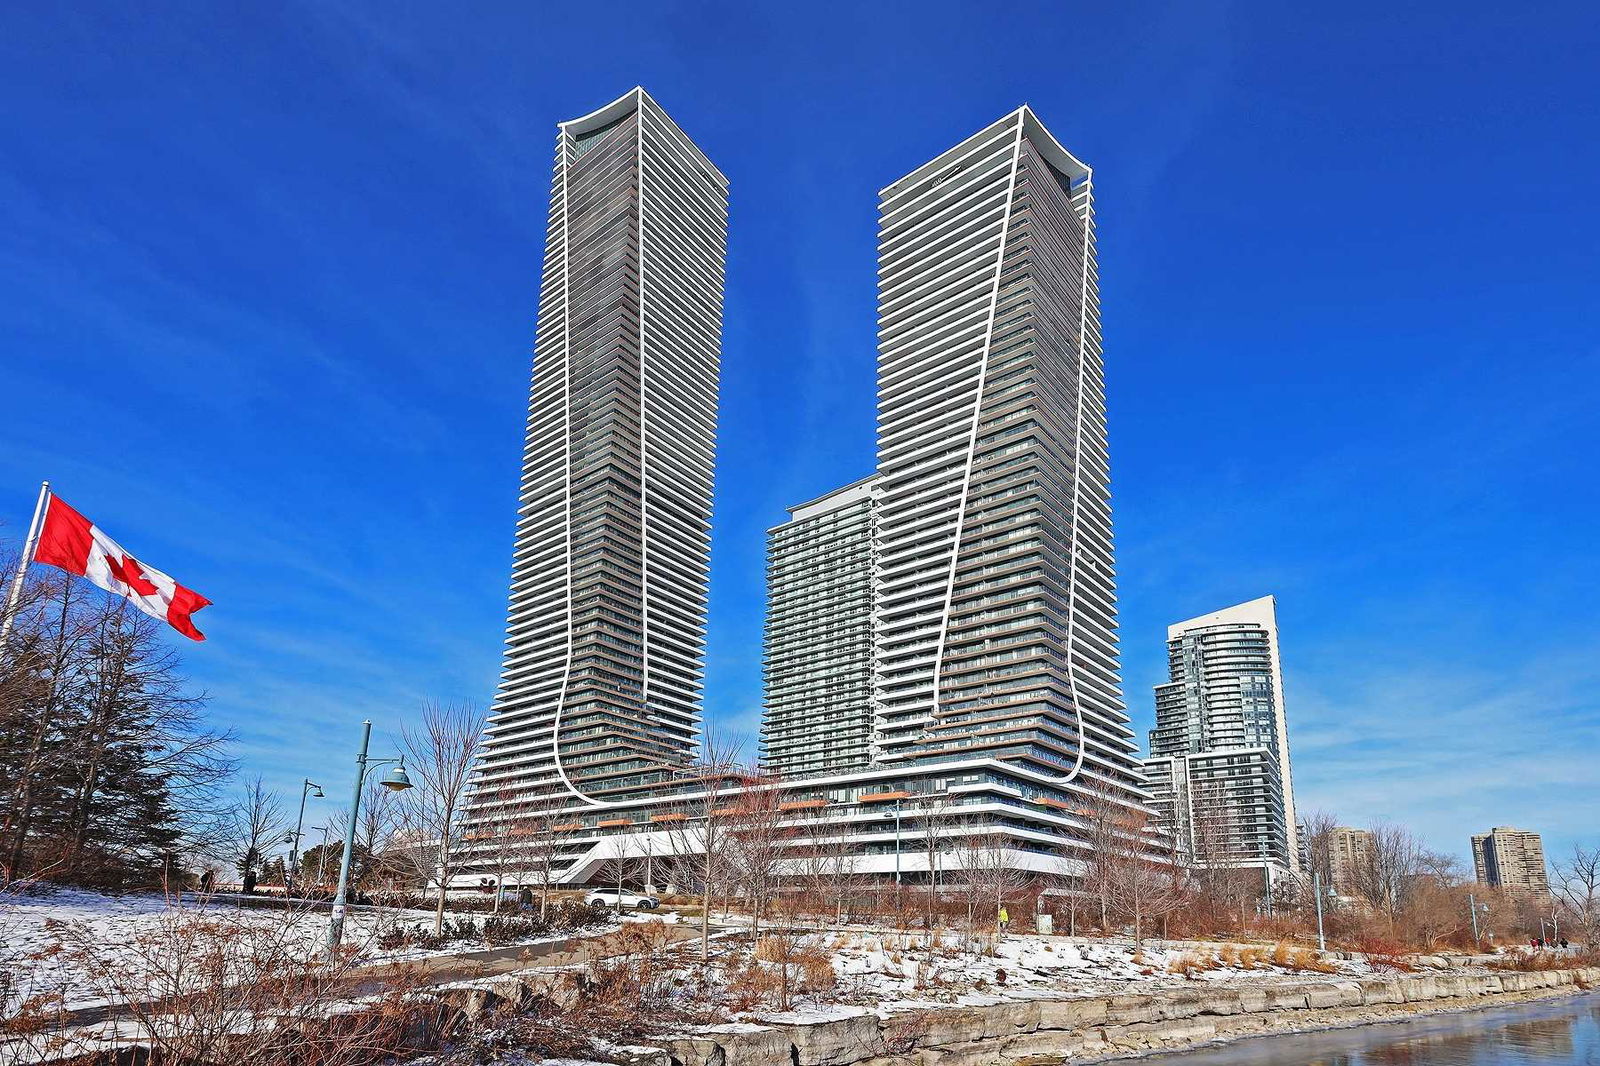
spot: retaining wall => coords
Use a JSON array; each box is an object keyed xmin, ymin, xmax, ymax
[{"xmin": 614, "ymin": 966, "xmax": 1600, "ymax": 1066}]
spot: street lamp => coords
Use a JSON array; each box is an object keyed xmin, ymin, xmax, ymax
[
  {"xmin": 312, "ymin": 824, "xmax": 332, "ymax": 886},
  {"xmin": 1313, "ymin": 870, "xmax": 1335, "ymax": 951},
  {"xmin": 327, "ymin": 721, "xmax": 411, "ymax": 954},
  {"xmin": 1468, "ymin": 893, "xmax": 1489, "ymax": 947},
  {"xmin": 287, "ymin": 778, "xmax": 324, "ymax": 897},
  {"xmin": 882, "ymin": 799, "xmax": 903, "ymax": 912}
]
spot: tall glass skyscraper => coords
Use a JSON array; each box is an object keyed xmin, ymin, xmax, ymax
[
  {"xmin": 870, "ymin": 106, "xmax": 1143, "ymax": 804},
  {"xmin": 470, "ymin": 88, "xmax": 728, "ymax": 814},
  {"xmin": 464, "ymin": 98, "xmax": 1151, "ymax": 891},
  {"xmin": 757, "ymin": 106, "xmax": 1151, "ymax": 883}
]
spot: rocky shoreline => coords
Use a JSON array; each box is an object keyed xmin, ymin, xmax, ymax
[{"xmin": 629, "ymin": 966, "xmax": 1600, "ymax": 1065}]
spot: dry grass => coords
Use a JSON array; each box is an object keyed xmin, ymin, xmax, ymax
[
  {"xmin": 1264, "ymin": 942, "xmax": 1340, "ymax": 974},
  {"xmin": 1167, "ymin": 951, "xmax": 1221, "ymax": 978},
  {"xmin": 1489, "ymin": 949, "xmax": 1600, "ymax": 972}
]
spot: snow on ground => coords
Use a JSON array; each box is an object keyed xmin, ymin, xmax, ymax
[
  {"xmin": 805, "ymin": 930, "xmax": 1371, "ymax": 1011},
  {"xmin": 0, "ymin": 885, "xmax": 605, "ymax": 1010}
]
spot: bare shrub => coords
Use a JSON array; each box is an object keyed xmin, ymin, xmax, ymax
[
  {"xmin": 1355, "ymin": 934, "xmax": 1415, "ymax": 973},
  {"xmin": 26, "ymin": 903, "xmax": 433, "ymax": 1066},
  {"xmin": 752, "ymin": 934, "xmax": 837, "ymax": 1009}
]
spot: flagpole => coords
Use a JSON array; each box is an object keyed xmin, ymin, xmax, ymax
[{"xmin": 0, "ymin": 481, "xmax": 52, "ymax": 661}]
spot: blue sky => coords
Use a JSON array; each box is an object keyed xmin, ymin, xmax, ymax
[{"xmin": 3, "ymin": 2, "xmax": 1596, "ymax": 868}]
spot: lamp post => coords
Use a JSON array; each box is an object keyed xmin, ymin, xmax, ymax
[
  {"xmin": 1260, "ymin": 841, "xmax": 1274, "ymax": 918},
  {"xmin": 287, "ymin": 778, "xmax": 324, "ymax": 897},
  {"xmin": 1313, "ymin": 870, "xmax": 1327, "ymax": 951},
  {"xmin": 882, "ymin": 799, "xmax": 902, "ymax": 913},
  {"xmin": 327, "ymin": 720, "xmax": 412, "ymax": 954},
  {"xmin": 1468, "ymin": 893, "xmax": 1488, "ymax": 947},
  {"xmin": 313, "ymin": 824, "xmax": 332, "ymax": 887}
]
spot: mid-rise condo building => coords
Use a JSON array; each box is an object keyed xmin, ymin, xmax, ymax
[
  {"xmin": 1142, "ymin": 596, "xmax": 1299, "ymax": 879},
  {"xmin": 1328, "ymin": 826, "xmax": 1373, "ymax": 898},
  {"xmin": 1472, "ymin": 826, "xmax": 1550, "ymax": 898},
  {"xmin": 762, "ymin": 476, "xmax": 878, "ymax": 778}
]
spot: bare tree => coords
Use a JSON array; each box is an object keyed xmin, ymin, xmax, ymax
[
  {"xmin": 1552, "ymin": 843, "xmax": 1600, "ymax": 950},
  {"xmin": 1043, "ymin": 847, "xmax": 1088, "ymax": 936},
  {"xmin": 1352, "ymin": 820, "xmax": 1426, "ymax": 929},
  {"xmin": 523, "ymin": 797, "xmax": 581, "ymax": 920},
  {"xmin": 324, "ymin": 778, "xmax": 404, "ymax": 899},
  {"xmin": 725, "ymin": 773, "xmax": 791, "ymax": 942},
  {"xmin": 233, "ymin": 776, "xmax": 285, "ymax": 892},
  {"xmin": 397, "ymin": 700, "xmax": 486, "ymax": 935},
  {"xmin": 1185, "ymin": 779, "xmax": 1257, "ymax": 927},
  {"xmin": 1076, "ymin": 793, "xmax": 1132, "ymax": 932},
  {"xmin": 594, "ymin": 835, "xmax": 645, "ymax": 915},
  {"xmin": 915, "ymin": 790, "xmax": 960, "ymax": 941},
  {"xmin": 659, "ymin": 726, "xmax": 747, "ymax": 963},
  {"xmin": 1401, "ymin": 854, "xmax": 1469, "ymax": 949},
  {"xmin": 1298, "ymin": 809, "xmax": 1338, "ymax": 894},
  {"xmin": 791, "ymin": 807, "xmax": 841, "ymax": 924},
  {"xmin": 0, "ymin": 573, "xmax": 91, "ymax": 884},
  {"xmin": 356, "ymin": 778, "xmax": 400, "ymax": 890},
  {"xmin": 474, "ymin": 786, "xmax": 540, "ymax": 913},
  {"xmin": 951, "ymin": 833, "xmax": 1032, "ymax": 951},
  {"xmin": 1103, "ymin": 815, "xmax": 1187, "ymax": 943}
]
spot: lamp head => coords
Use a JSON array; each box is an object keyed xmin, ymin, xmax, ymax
[
  {"xmin": 380, "ymin": 764, "xmax": 413, "ymax": 792},
  {"xmin": 309, "ymin": 782, "xmax": 324, "ymax": 798}
]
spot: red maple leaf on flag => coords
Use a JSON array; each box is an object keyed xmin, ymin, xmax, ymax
[{"xmin": 105, "ymin": 553, "xmax": 160, "ymax": 597}]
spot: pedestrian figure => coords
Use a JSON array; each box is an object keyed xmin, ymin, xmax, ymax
[
  {"xmin": 519, "ymin": 886, "xmax": 534, "ymax": 911},
  {"xmin": 998, "ymin": 905, "xmax": 1010, "ymax": 933}
]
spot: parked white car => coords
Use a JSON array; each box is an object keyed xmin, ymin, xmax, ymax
[{"xmin": 585, "ymin": 888, "xmax": 660, "ymax": 911}]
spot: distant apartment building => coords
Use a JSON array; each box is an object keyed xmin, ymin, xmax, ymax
[
  {"xmin": 1142, "ymin": 596, "xmax": 1299, "ymax": 879},
  {"xmin": 1328, "ymin": 826, "xmax": 1373, "ymax": 897},
  {"xmin": 761, "ymin": 476, "xmax": 878, "ymax": 778},
  {"xmin": 1472, "ymin": 827, "xmax": 1550, "ymax": 898}
]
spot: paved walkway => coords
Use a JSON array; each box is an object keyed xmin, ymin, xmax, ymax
[{"xmin": 356, "ymin": 918, "xmax": 707, "ymax": 987}]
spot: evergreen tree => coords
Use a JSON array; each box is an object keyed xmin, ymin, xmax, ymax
[{"xmin": 0, "ymin": 563, "xmax": 233, "ymax": 888}]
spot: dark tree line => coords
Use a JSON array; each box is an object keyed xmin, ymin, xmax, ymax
[{"xmin": 0, "ymin": 563, "xmax": 233, "ymax": 888}]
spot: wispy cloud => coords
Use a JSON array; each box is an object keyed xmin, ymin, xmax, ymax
[{"xmin": 1290, "ymin": 643, "xmax": 1600, "ymax": 864}]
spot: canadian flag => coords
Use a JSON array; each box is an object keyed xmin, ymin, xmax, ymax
[{"xmin": 34, "ymin": 495, "xmax": 212, "ymax": 641}]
